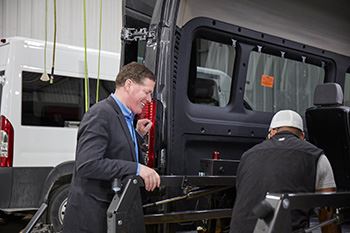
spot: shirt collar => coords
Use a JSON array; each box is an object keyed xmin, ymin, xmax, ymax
[
  {"xmin": 111, "ymin": 93, "xmax": 134, "ymax": 121},
  {"xmin": 274, "ymin": 131, "xmax": 299, "ymax": 139}
]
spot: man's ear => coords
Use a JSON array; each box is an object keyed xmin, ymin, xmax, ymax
[
  {"xmin": 125, "ymin": 79, "xmax": 133, "ymax": 90},
  {"xmin": 300, "ymin": 131, "xmax": 305, "ymax": 140},
  {"xmin": 268, "ymin": 129, "xmax": 277, "ymax": 139}
]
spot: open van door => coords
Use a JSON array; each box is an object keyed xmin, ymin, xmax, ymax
[
  {"xmin": 121, "ymin": 0, "xmax": 157, "ymax": 65},
  {"xmin": 121, "ymin": 0, "xmax": 178, "ymax": 171}
]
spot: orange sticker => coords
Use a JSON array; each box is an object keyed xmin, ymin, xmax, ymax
[{"xmin": 261, "ymin": 74, "xmax": 274, "ymax": 88}]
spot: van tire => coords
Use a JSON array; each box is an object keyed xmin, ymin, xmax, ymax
[{"xmin": 47, "ymin": 184, "xmax": 70, "ymax": 232}]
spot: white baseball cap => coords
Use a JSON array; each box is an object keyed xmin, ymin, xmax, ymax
[{"xmin": 269, "ymin": 110, "xmax": 304, "ymax": 132}]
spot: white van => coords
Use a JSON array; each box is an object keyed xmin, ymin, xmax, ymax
[{"xmin": 0, "ymin": 37, "xmax": 119, "ymax": 229}]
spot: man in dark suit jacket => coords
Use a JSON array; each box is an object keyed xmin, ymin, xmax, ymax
[{"xmin": 63, "ymin": 62, "xmax": 160, "ymax": 233}]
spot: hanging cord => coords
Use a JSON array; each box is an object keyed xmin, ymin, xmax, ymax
[
  {"xmin": 50, "ymin": 0, "xmax": 57, "ymax": 84},
  {"xmin": 96, "ymin": 0, "xmax": 102, "ymax": 103},
  {"xmin": 40, "ymin": 0, "xmax": 50, "ymax": 82},
  {"xmin": 83, "ymin": 0, "xmax": 90, "ymax": 112},
  {"xmin": 44, "ymin": 0, "xmax": 47, "ymax": 73}
]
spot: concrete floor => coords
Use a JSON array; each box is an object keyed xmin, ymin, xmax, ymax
[
  {"xmin": 0, "ymin": 213, "xmax": 31, "ymax": 233},
  {"xmin": 1, "ymin": 214, "xmax": 350, "ymax": 233}
]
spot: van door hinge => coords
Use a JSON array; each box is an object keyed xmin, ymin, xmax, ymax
[
  {"xmin": 0, "ymin": 74, "xmax": 6, "ymax": 85},
  {"xmin": 121, "ymin": 27, "xmax": 156, "ymax": 42}
]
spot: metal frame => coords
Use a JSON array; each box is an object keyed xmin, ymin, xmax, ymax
[
  {"xmin": 253, "ymin": 192, "xmax": 350, "ymax": 233},
  {"xmin": 107, "ymin": 175, "xmax": 236, "ymax": 233},
  {"xmin": 22, "ymin": 203, "xmax": 48, "ymax": 233},
  {"xmin": 24, "ymin": 177, "xmax": 350, "ymax": 233}
]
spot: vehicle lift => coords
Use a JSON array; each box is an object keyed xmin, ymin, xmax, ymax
[
  {"xmin": 23, "ymin": 158, "xmax": 238, "ymax": 233},
  {"xmin": 104, "ymin": 177, "xmax": 350, "ymax": 233},
  {"xmin": 22, "ymin": 175, "xmax": 236, "ymax": 233},
  {"xmin": 107, "ymin": 175, "xmax": 235, "ymax": 233}
]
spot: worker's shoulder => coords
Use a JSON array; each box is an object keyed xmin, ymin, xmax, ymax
[
  {"xmin": 241, "ymin": 140, "xmax": 268, "ymax": 156},
  {"xmin": 285, "ymin": 135, "xmax": 323, "ymax": 152},
  {"xmin": 244, "ymin": 136, "xmax": 322, "ymax": 155}
]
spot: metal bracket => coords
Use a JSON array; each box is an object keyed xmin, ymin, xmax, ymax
[
  {"xmin": 231, "ymin": 39, "xmax": 237, "ymax": 48},
  {"xmin": 22, "ymin": 203, "xmax": 48, "ymax": 233},
  {"xmin": 181, "ymin": 176, "xmax": 194, "ymax": 194},
  {"xmin": 121, "ymin": 27, "xmax": 156, "ymax": 42},
  {"xmin": 0, "ymin": 74, "xmax": 6, "ymax": 85},
  {"xmin": 107, "ymin": 176, "xmax": 146, "ymax": 233}
]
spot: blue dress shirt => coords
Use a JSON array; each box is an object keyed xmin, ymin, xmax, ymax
[{"xmin": 111, "ymin": 94, "xmax": 140, "ymax": 175}]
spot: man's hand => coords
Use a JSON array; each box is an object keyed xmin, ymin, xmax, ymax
[
  {"xmin": 136, "ymin": 119, "xmax": 152, "ymax": 137},
  {"xmin": 319, "ymin": 207, "xmax": 341, "ymax": 233},
  {"xmin": 139, "ymin": 164, "xmax": 160, "ymax": 191}
]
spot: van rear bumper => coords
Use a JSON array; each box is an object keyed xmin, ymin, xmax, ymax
[
  {"xmin": 0, "ymin": 167, "xmax": 52, "ymax": 210},
  {"xmin": 0, "ymin": 168, "xmax": 12, "ymax": 208}
]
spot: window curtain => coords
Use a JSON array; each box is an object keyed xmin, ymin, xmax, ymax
[
  {"xmin": 245, "ymin": 51, "xmax": 324, "ymax": 114},
  {"xmin": 203, "ymin": 41, "xmax": 235, "ymax": 106}
]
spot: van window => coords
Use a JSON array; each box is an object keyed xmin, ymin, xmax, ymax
[
  {"xmin": 345, "ymin": 72, "xmax": 350, "ymax": 107},
  {"xmin": 244, "ymin": 51, "xmax": 325, "ymax": 114},
  {"xmin": 188, "ymin": 38, "xmax": 235, "ymax": 107},
  {"xmin": 22, "ymin": 71, "xmax": 114, "ymax": 127},
  {"xmin": 89, "ymin": 79, "xmax": 115, "ymax": 106}
]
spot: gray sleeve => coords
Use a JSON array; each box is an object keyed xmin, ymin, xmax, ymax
[{"xmin": 315, "ymin": 154, "xmax": 336, "ymax": 190}]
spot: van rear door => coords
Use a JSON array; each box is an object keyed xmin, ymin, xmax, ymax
[
  {"xmin": 0, "ymin": 42, "xmax": 9, "ymax": 110},
  {"xmin": 0, "ymin": 41, "xmax": 12, "ymax": 208},
  {"xmin": 0, "ymin": 70, "xmax": 5, "ymax": 110}
]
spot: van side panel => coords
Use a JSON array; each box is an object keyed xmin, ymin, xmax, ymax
[
  {"xmin": 39, "ymin": 161, "xmax": 75, "ymax": 204},
  {"xmin": 9, "ymin": 167, "xmax": 52, "ymax": 209},
  {"xmin": 11, "ymin": 39, "xmax": 119, "ymax": 167},
  {"xmin": 168, "ymin": 16, "xmax": 350, "ymax": 177},
  {"xmin": 0, "ymin": 37, "xmax": 119, "ymax": 211},
  {"xmin": 0, "ymin": 43, "xmax": 9, "ymax": 70},
  {"xmin": 12, "ymin": 40, "xmax": 78, "ymax": 167}
]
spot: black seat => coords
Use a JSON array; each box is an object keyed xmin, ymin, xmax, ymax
[
  {"xmin": 305, "ymin": 83, "xmax": 350, "ymax": 190},
  {"xmin": 192, "ymin": 78, "xmax": 219, "ymax": 106}
]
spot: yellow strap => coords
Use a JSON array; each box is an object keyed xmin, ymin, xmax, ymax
[
  {"xmin": 44, "ymin": 0, "xmax": 47, "ymax": 74},
  {"xmin": 50, "ymin": 0, "xmax": 57, "ymax": 84},
  {"xmin": 83, "ymin": 0, "xmax": 89, "ymax": 112},
  {"xmin": 96, "ymin": 0, "xmax": 103, "ymax": 103}
]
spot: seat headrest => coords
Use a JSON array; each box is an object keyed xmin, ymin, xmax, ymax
[
  {"xmin": 314, "ymin": 83, "xmax": 344, "ymax": 106},
  {"xmin": 194, "ymin": 79, "xmax": 215, "ymax": 98}
]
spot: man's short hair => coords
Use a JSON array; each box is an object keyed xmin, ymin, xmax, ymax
[{"xmin": 115, "ymin": 62, "xmax": 155, "ymax": 88}]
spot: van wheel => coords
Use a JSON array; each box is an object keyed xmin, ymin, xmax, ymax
[{"xmin": 47, "ymin": 184, "xmax": 70, "ymax": 232}]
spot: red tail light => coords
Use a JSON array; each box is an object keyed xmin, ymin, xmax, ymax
[
  {"xmin": 139, "ymin": 100, "xmax": 157, "ymax": 168},
  {"xmin": 0, "ymin": 115, "xmax": 14, "ymax": 167},
  {"xmin": 212, "ymin": 151, "xmax": 221, "ymax": 160}
]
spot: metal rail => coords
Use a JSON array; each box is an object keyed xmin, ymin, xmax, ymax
[
  {"xmin": 107, "ymin": 175, "xmax": 236, "ymax": 233},
  {"xmin": 253, "ymin": 192, "xmax": 350, "ymax": 233}
]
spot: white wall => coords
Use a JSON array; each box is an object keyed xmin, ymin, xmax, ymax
[
  {"xmin": 177, "ymin": 0, "xmax": 350, "ymax": 57},
  {"xmin": 0, "ymin": 0, "xmax": 122, "ymax": 53},
  {"xmin": 0, "ymin": 0, "xmax": 2, "ymax": 38}
]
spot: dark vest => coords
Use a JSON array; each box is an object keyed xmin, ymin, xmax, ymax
[{"xmin": 230, "ymin": 132, "xmax": 323, "ymax": 233}]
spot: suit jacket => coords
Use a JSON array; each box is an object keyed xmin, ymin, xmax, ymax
[{"xmin": 63, "ymin": 95, "xmax": 143, "ymax": 233}]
